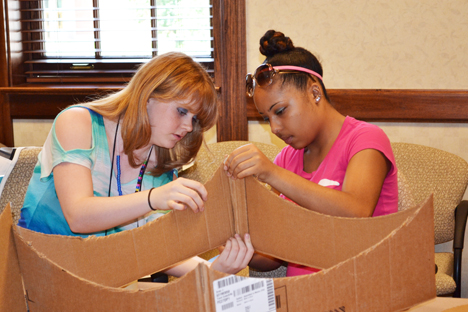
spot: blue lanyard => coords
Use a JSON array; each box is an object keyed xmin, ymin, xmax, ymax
[{"xmin": 115, "ymin": 145, "xmax": 154, "ymax": 196}]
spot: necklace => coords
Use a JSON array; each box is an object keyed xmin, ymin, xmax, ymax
[
  {"xmin": 116, "ymin": 145, "xmax": 154, "ymax": 195},
  {"xmin": 108, "ymin": 117, "xmax": 154, "ymax": 196}
]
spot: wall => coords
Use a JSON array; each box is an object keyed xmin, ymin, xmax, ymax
[
  {"xmin": 246, "ymin": 0, "xmax": 468, "ymax": 298},
  {"xmin": 12, "ymin": 0, "xmax": 468, "ymax": 297},
  {"xmin": 12, "ymin": 120, "xmax": 217, "ymax": 146}
]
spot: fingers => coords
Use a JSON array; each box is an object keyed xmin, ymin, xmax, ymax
[
  {"xmin": 236, "ymin": 233, "xmax": 254, "ymax": 268},
  {"xmin": 224, "ymin": 144, "xmax": 264, "ymax": 179},
  {"xmin": 167, "ymin": 185, "xmax": 204, "ymax": 213},
  {"xmin": 224, "ymin": 144, "xmax": 253, "ymax": 172},
  {"xmin": 212, "ymin": 233, "xmax": 254, "ymax": 274},
  {"xmin": 152, "ymin": 178, "xmax": 208, "ymax": 213},
  {"xmin": 176, "ymin": 178, "xmax": 208, "ymax": 201},
  {"xmin": 242, "ymin": 233, "xmax": 254, "ymax": 266}
]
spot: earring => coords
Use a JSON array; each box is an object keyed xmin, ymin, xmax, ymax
[{"xmin": 315, "ymin": 95, "xmax": 321, "ymax": 102}]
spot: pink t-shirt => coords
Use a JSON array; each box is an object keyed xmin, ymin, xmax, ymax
[{"xmin": 274, "ymin": 116, "xmax": 398, "ymax": 277}]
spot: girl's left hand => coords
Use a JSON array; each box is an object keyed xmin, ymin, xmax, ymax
[
  {"xmin": 224, "ymin": 144, "xmax": 275, "ymax": 182},
  {"xmin": 211, "ymin": 233, "xmax": 254, "ymax": 274}
]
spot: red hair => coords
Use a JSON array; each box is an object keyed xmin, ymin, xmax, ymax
[{"xmin": 83, "ymin": 52, "xmax": 218, "ymax": 176}]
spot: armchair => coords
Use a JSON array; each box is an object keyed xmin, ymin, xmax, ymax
[{"xmin": 392, "ymin": 142, "xmax": 468, "ymax": 297}]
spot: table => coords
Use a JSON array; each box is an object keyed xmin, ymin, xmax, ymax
[{"xmin": 407, "ymin": 297, "xmax": 468, "ymax": 311}]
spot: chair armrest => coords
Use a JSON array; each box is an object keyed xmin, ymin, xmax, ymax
[
  {"xmin": 454, "ymin": 200, "xmax": 468, "ymax": 249},
  {"xmin": 452, "ymin": 200, "xmax": 468, "ymax": 297}
]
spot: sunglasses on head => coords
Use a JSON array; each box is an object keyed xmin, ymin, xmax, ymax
[{"xmin": 245, "ymin": 63, "xmax": 323, "ymax": 97}]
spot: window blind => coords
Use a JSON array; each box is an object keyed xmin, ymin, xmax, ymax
[{"xmin": 20, "ymin": 0, "xmax": 213, "ymax": 83}]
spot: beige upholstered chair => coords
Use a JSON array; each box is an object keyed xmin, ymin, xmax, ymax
[
  {"xmin": 0, "ymin": 147, "xmax": 42, "ymax": 224},
  {"xmin": 392, "ymin": 142, "xmax": 468, "ymax": 297}
]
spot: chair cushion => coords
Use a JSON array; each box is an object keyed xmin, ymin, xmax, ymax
[
  {"xmin": 435, "ymin": 252, "xmax": 456, "ymax": 296},
  {"xmin": 249, "ymin": 265, "xmax": 287, "ymax": 278},
  {"xmin": 436, "ymin": 273, "xmax": 457, "ymax": 296}
]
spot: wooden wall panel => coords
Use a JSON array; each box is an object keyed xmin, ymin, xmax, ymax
[{"xmin": 0, "ymin": 86, "xmax": 121, "ymax": 146}]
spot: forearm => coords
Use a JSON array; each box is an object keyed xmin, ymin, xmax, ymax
[
  {"xmin": 163, "ymin": 257, "xmax": 209, "ymax": 277},
  {"xmin": 59, "ymin": 190, "xmax": 154, "ymax": 233},
  {"xmin": 265, "ymin": 166, "xmax": 375, "ymax": 217}
]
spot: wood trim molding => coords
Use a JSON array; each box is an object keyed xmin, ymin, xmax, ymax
[
  {"xmin": 212, "ymin": 0, "xmax": 247, "ymax": 142},
  {"xmin": 248, "ymin": 89, "xmax": 468, "ymax": 123},
  {"xmin": 1, "ymin": 87, "xmax": 468, "ymax": 146},
  {"xmin": 0, "ymin": 86, "xmax": 122, "ymax": 146}
]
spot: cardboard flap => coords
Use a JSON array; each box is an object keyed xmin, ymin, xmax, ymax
[
  {"xmin": 245, "ymin": 175, "xmax": 425, "ymax": 269},
  {"xmin": 15, "ymin": 167, "xmax": 238, "ymax": 287},
  {"xmin": 13, "ymin": 226, "xmax": 210, "ymax": 311},
  {"xmin": 11, "ymin": 194, "xmax": 435, "ymax": 311},
  {"xmin": 269, "ymin": 195, "xmax": 436, "ymax": 312},
  {"xmin": 0, "ymin": 204, "xmax": 28, "ymax": 312}
]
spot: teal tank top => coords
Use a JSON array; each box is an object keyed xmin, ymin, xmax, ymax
[{"xmin": 18, "ymin": 106, "xmax": 173, "ymax": 237}]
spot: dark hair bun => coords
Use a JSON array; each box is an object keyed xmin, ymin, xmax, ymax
[{"xmin": 259, "ymin": 30, "xmax": 295, "ymax": 57}]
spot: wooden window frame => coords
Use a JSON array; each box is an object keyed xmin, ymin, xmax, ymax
[{"xmin": 0, "ymin": 0, "xmax": 248, "ymax": 146}]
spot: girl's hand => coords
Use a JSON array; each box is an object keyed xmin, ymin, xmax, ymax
[
  {"xmin": 223, "ymin": 144, "xmax": 275, "ymax": 182},
  {"xmin": 149, "ymin": 177, "xmax": 208, "ymax": 213},
  {"xmin": 211, "ymin": 234, "xmax": 254, "ymax": 274}
]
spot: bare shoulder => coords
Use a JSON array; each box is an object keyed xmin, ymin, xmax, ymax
[{"xmin": 55, "ymin": 107, "xmax": 93, "ymax": 151}]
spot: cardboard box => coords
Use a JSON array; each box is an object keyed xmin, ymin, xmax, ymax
[{"xmin": 0, "ymin": 165, "xmax": 436, "ymax": 311}]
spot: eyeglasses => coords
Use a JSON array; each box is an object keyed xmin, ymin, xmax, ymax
[{"xmin": 245, "ymin": 63, "xmax": 323, "ymax": 97}]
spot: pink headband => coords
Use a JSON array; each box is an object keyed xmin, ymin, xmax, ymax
[{"xmin": 273, "ymin": 65, "xmax": 323, "ymax": 81}]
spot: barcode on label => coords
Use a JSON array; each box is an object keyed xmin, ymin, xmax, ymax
[
  {"xmin": 252, "ymin": 281, "xmax": 264, "ymax": 291},
  {"xmin": 234, "ymin": 280, "xmax": 266, "ymax": 297},
  {"xmin": 217, "ymin": 275, "xmax": 244, "ymax": 288},
  {"xmin": 235, "ymin": 285, "xmax": 250, "ymax": 296},
  {"xmin": 266, "ymin": 280, "xmax": 275, "ymax": 311},
  {"xmin": 221, "ymin": 302, "xmax": 234, "ymax": 311}
]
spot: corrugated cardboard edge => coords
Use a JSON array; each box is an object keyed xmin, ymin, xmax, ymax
[
  {"xmin": 229, "ymin": 176, "xmax": 249, "ymax": 236},
  {"xmin": 0, "ymin": 203, "xmax": 28, "ymax": 312}
]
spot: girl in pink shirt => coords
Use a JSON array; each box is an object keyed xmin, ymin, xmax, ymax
[{"xmin": 224, "ymin": 30, "xmax": 398, "ymax": 277}]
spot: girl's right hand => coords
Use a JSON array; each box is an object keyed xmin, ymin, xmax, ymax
[
  {"xmin": 149, "ymin": 177, "xmax": 208, "ymax": 213},
  {"xmin": 223, "ymin": 144, "xmax": 275, "ymax": 183}
]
